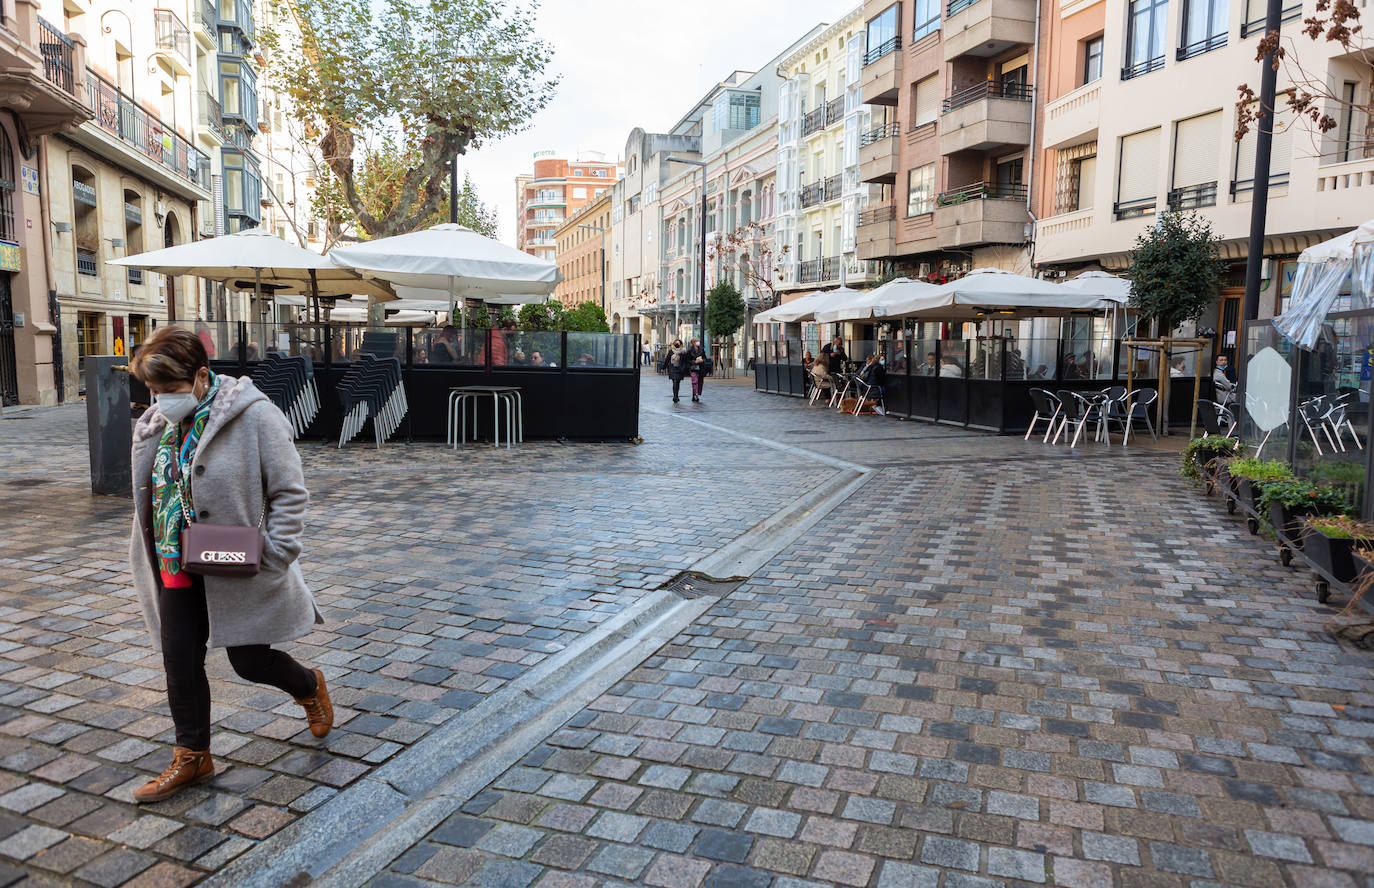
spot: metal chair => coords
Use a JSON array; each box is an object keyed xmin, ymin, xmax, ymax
[
  {"xmin": 1298, "ymin": 396, "xmax": 1336, "ymax": 455},
  {"xmin": 1322, "ymin": 392, "xmax": 1364, "ymax": 452},
  {"xmin": 1108, "ymin": 388, "xmax": 1158, "ymax": 445},
  {"xmin": 1026, "ymin": 388, "xmax": 1062, "ymax": 442},
  {"xmin": 808, "ymin": 369, "xmax": 834, "ymax": 406},
  {"xmin": 1196, "ymin": 399, "xmax": 1237, "ymax": 438},
  {"xmin": 1053, "ymin": 390, "xmax": 1109, "ymax": 448}
]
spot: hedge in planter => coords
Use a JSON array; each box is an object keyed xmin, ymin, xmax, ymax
[
  {"xmin": 1225, "ymin": 458, "xmax": 1294, "ymax": 516},
  {"xmin": 1304, "ymin": 516, "xmax": 1374, "ymax": 602},
  {"xmin": 1255, "ymin": 478, "xmax": 1352, "ymax": 546},
  {"xmin": 1181, "ymin": 436, "xmax": 1242, "ymax": 486}
]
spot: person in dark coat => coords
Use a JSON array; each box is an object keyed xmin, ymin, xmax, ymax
[
  {"xmin": 685, "ymin": 338, "xmax": 708, "ymax": 402},
  {"xmin": 661, "ymin": 339, "xmax": 688, "ymax": 403}
]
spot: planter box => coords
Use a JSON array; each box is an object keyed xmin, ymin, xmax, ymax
[{"xmin": 1304, "ymin": 521, "xmax": 1362, "ymax": 583}]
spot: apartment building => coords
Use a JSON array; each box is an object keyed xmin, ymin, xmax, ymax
[
  {"xmin": 856, "ymin": 0, "xmax": 1038, "ymax": 281},
  {"xmin": 0, "ymin": 0, "xmax": 92, "ymax": 405},
  {"xmin": 553, "ymin": 190, "xmax": 610, "ymax": 310},
  {"xmin": 1033, "ymin": 0, "xmax": 1372, "ymax": 351},
  {"xmin": 515, "ymin": 152, "xmax": 618, "ymax": 265},
  {"xmin": 775, "ymin": 7, "xmax": 882, "ymax": 297}
]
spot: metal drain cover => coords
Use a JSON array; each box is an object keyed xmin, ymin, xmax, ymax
[{"xmin": 661, "ymin": 573, "xmax": 746, "ymax": 599}]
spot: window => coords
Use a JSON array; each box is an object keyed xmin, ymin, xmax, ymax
[
  {"xmin": 1083, "ymin": 36, "xmax": 1104, "ymax": 84},
  {"xmin": 1180, "ymin": 0, "xmax": 1227, "ymax": 59},
  {"xmin": 1241, "ymin": 0, "xmax": 1302, "ymax": 36},
  {"xmin": 573, "ymin": 187, "xmax": 587, "ymax": 199},
  {"xmin": 996, "ymin": 157, "xmax": 1024, "ymax": 190},
  {"xmin": 1233, "ymin": 104, "xmax": 1292, "ymax": 195},
  {"xmin": 913, "ymin": 0, "xmax": 939, "ymax": 41},
  {"xmin": 628, "ymin": 195, "xmax": 640, "ymax": 214},
  {"xmin": 574, "ymin": 168, "xmax": 583, "ymax": 176},
  {"xmin": 912, "ymin": 75, "xmax": 939, "ymax": 129},
  {"xmin": 644, "ymin": 182, "xmax": 658, "ymax": 204},
  {"xmin": 865, "ymin": 4, "xmax": 900, "ymax": 65},
  {"xmin": 1076, "ymin": 156, "xmax": 1097, "ymax": 210},
  {"xmin": 713, "ymin": 91, "xmax": 761, "ymax": 132},
  {"xmin": 1336, "ymin": 82, "xmax": 1358, "ymax": 164},
  {"xmin": 1124, "ymin": 0, "xmax": 1168, "ymax": 80},
  {"xmin": 123, "ymin": 189, "xmax": 143, "ymax": 285},
  {"xmin": 1116, "ymin": 128, "xmax": 1161, "ymax": 218},
  {"xmin": 1170, "ymin": 111, "xmax": 1221, "ymax": 207},
  {"xmin": 906, "ymin": 164, "xmax": 934, "ymax": 216},
  {"xmin": 0, "ymin": 133, "xmax": 13, "ymax": 243},
  {"xmin": 77, "ymin": 312, "xmax": 102, "ymax": 370}
]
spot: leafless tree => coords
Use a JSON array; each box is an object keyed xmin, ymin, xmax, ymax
[{"xmin": 708, "ymin": 221, "xmax": 789, "ymax": 311}]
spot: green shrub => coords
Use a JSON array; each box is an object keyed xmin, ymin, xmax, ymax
[
  {"xmin": 1181, "ymin": 436, "xmax": 1242, "ymax": 482},
  {"xmin": 1255, "ymin": 478, "xmax": 1353, "ymax": 518},
  {"xmin": 1307, "ymin": 460, "xmax": 1366, "ymax": 486},
  {"xmin": 1307, "ymin": 514, "xmax": 1374, "ymax": 540},
  {"xmin": 1227, "ymin": 457, "xmax": 1294, "ymax": 483}
]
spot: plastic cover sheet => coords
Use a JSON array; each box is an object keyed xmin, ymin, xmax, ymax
[{"xmin": 1272, "ymin": 258, "xmax": 1352, "ymax": 350}]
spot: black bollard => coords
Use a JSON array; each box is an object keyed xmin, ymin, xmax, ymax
[{"xmin": 86, "ymin": 355, "xmax": 132, "ymax": 496}]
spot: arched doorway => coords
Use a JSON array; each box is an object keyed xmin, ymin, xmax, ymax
[{"xmin": 164, "ymin": 211, "xmax": 180, "ymax": 321}]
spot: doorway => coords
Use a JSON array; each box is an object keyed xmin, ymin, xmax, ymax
[{"xmin": 0, "ymin": 273, "xmax": 17, "ymax": 405}]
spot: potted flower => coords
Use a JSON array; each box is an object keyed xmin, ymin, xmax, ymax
[
  {"xmin": 1304, "ymin": 515, "xmax": 1374, "ymax": 586},
  {"xmin": 1255, "ymin": 478, "xmax": 1351, "ymax": 547},
  {"xmin": 1225, "ymin": 457, "xmax": 1293, "ymax": 516},
  {"xmin": 1181, "ymin": 436, "xmax": 1242, "ymax": 492}
]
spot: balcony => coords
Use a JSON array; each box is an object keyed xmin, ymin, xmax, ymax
[
  {"xmin": 825, "ymin": 96, "xmax": 845, "ymax": 127},
  {"xmin": 0, "ymin": 13, "xmax": 90, "ymax": 137},
  {"xmin": 526, "ymin": 196, "xmax": 566, "ymax": 209},
  {"xmin": 154, "ymin": 9, "xmax": 191, "ymax": 73},
  {"xmin": 81, "ymin": 68, "xmax": 210, "ymax": 197},
  {"xmin": 37, "ymin": 16, "xmax": 74, "ymax": 93},
  {"xmin": 1121, "ymin": 56, "xmax": 1164, "ymax": 81},
  {"xmin": 196, "ymin": 0, "xmax": 216, "ymax": 43},
  {"xmin": 1167, "ymin": 182, "xmax": 1218, "ymax": 210},
  {"xmin": 802, "ymin": 106, "xmax": 826, "ymax": 137},
  {"xmin": 1177, "ymin": 33, "xmax": 1226, "ymax": 61},
  {"xmin": 861, "ymin": 36, "xmax": 902, "ymax": 106},
  {"xmin": 939, "ymin": 81, "xmax": 1033, "ymax": 154},
  {"xmin": 935, "ymin": 181, "xmax": 1028, "ymax": 247},
  {"xmin": 859, "ymin": 123, "xmax": 900, "ymax": 184},
  {"xmin": 799, "ymin": 257, "xmax": 841, "ymax": 284},
  {"xmin": 1042, "ymin": 81, "xmax": 1101, "ymax": 150},
  {"xmin": 76, "ymin": 247, "xmax": 98, "ymax": 277},
  {"xmin": 942, "ymin": 0, "xmax": 1036, "ymax": 61},
  {"xmin": 801, "ymin": 181, "xmax": 824, "ymax": 208},
  {"xmin": 856, "ymin": 204, "xmax": 897, "ymax": 261},
  {"xmin": 824, "ymin": 174, "xmax": 842, "ymax": 202},
  {"xmin": 195, "ymin": 92, "xmax": 222, "ymax": 143}
]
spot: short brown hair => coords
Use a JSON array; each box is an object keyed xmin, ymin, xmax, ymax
[{"xmin": 129, "ymin": 326, "xmax": 208, "ymax": 386}]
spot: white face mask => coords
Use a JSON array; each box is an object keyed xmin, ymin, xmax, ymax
[{"xmin": 156, "ymin": 392, "xmax": 198, "ymax": 424}]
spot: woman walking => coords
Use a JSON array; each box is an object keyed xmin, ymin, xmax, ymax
[
  {"xmin": 128, "ymin": 326, "xmax": 331, "ymax": 803},
  {"xmin": 685, "ymin": 337, "xmax": 707, "ymax": 403},
  {"xmin": 661, "ymin": 338, "xmax": 688, "ymax": 403}
]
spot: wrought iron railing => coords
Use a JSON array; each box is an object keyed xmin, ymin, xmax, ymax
[
  {"xmin": 198, "ymin": 0, "xmax": 216, "ymax": 38},
  {"xmin": 37, "ymin": 17, "xmax": 75, "ymax": 94},
  {"xmin": 825, "ymin": 97, "xmax": 845, "ymax": 127},
  {"xmin": 155, "ymin": 9, "xmax": 191, "ymax": 62},
  {"xmin": 222, "ymin": 122, "xmax": 255, "ymax": 153},
  {"xmin": 864, "ymin": 36, "xmax": 901, "ymax": 67},
  {"xmin": 76, "ymin": 247, "xmax": 98, "ymax": 277},
  {"xmin": 860, "ymin": 122, "xmax": 900, "ymax": 148},
  {"xmin": 1240, "ymin": 3, "xmax": 1302, "ymax": 36},
  {"xmin": 1121, "ymin": 56, "xmax": 1165, "ymax": 81},
  {"xmin": 858, "ymin": 204, "xmax": 897, "ymax": 226},
  {"xmin": 1176, "ymin": 33, "xmax": 1226, "ymax": 61},
  {"xmin": 802, "ymin": 107, "xmax": 826, "ymax": 137},
  {"xmin": 1113, "ymin": 197, "xmax": 1157, "ymax": 220},
  {"xmin": 85, "ymin": 68, "xmax": 209, "ymax": 189},
  {"xmin": 1230, "ymin": 172, "xmax": 1290, "ymax": 196},
  {"xmin": 1167, "ymin": 182, "xmax": 1218, "ymax": 210},
  {"xmin": 127, "ymin": 267, "xmax": 144, "ymax": 285},
  {"xmin": 947, "ymin": 0, "xmax": 981, "ymax": 15},
  {"xmin": 936, "ymin": 181, "xmax": 1027, "ymax": 206},
  {"xmin": 942, "ymin": 80, "xmax": 1033, "ymax": 113},
  {"xmin": 199, "ymin": 91, "xmax": 223, "ymax": 139},
  {"xmin": 801, "ymin": 181, "xmax": 824, "ymax": 208},
  {"xmin": 823, "ymin": 174, "xmax": 842, "ymax": 202}
]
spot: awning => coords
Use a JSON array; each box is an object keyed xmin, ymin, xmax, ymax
[{"xmin": 873, "ymin": 268, "xmax": 1126, "ymax": 320}]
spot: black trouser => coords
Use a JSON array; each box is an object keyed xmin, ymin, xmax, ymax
[
  {"xmin": 159, "ymin": 577, "xmax": 316, "ymax": 751},
  {"xmin": 671, "ymin": 376, "xmax": 683, "ymax": 400}
]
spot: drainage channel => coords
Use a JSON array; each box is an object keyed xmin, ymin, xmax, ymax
[{"xmin": 205, "ymin": 446, "xmax": 872, "ymax": 888}]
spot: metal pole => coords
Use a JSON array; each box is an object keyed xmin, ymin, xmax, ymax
[
  {"xmin": 600, "ymin": 241, "xmax": 607, "ymax": 318},
  {"xmin": 699, "ymin": 169, "xmax": 708, "ymax": 350},
  {"xmin": 1235, "ymin": 0, "xmax": 1285, "ymax": 434},
  {"xmin": 450, "ymin": 156, "xmax": 459, "ymax": 225}
]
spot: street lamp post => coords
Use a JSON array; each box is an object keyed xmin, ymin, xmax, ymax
[
  {"xmin": 578, "ymin": 223, "xmax": 607, "ymax": 320},
  {"xmin": 667, "ymin": 156, "xmax": 707, "ymax": 351}
]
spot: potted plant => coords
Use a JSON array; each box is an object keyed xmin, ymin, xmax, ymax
[
  {"xmin": 1225, "ymin": 457, "xmax": 1294, "ymax": 516},
  {"xmin": 1304, "ymin": 515, "xmax": 1374, "ymax": 587},
  {"xmin": 1181, "ymin": 436, "xmax": 1242, "ymax": 491},
  {"xmin": 1255, "ymin": 478, "xmax": 1351, "ymax": 547}
]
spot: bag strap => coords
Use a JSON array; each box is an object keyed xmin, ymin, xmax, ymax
[{"xmin": 170, "ymin": 457, "xmax": 266, "ymax": 529}]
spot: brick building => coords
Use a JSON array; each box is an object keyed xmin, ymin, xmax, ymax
[
  {"xmin": 553, "ymin": 191, "xmax": 610, "ymax": 311},
  {"xmin": 514, "ymin": 152, "xmax": 619, "ymax": 265}
]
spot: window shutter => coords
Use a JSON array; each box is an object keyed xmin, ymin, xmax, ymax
[
  {"xmin": 1117, "ymin": 128, "xmax": 1160, "ymax": 202},
  {"xmin": 914, "ymin": 76, "xmax": 939, "ymax": 127},
  {"xmin": 1236, "ymin": 105, "xmax": 1293, "ymax": 183},
  {"xmin": 1077, "ymin": 156, "xmax": 1097, "ymax": 210},
  {"xmin": 1172, "ymin": 111, "xmax": 1221, "ymax": 188}
]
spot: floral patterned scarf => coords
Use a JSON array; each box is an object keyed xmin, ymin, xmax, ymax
[{"xmin": 150, "ymin": 372, "xmax": 221, "ymax": 587}]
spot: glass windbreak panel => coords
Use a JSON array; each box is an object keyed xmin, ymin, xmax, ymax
[
  {"xmin": 1061, "ymin": 317, "xmax": 1118, "ymax": 380},
  {"xmin": 886, "ymin": 331, "xmax": 912, "ymax": 375},
  {"xmin": 786, "ymin": 339, "xmax": 804, "ymax": 366},
  {"xmin": 1293, "ymin": 304, "xmax": 1370, "ymax": 508},
  {"xmin": 417, "ymin": 326, "xmax": 484, "ymax": 366},
  {"xmin": 1239, "ymin": 324, "xmax": 1295, "ymax": 459},
  {"xmin": 169, "ymin": 321, "xmax": 238, "ymax": 362},
  {"xmin": 566, "ymin": 332, "xmax": 637, "ymax": 369},
  {"xmin": 968, "ymin": 337, "xmax": 1007, "ymax": 380},
  {"xmin": 496, "ymin": 331, "xmax": 563, "ymax": 368},
  {"xmin": 330, "ymin": 326, "xmax": 404, "ymax": 363},
  {"xmin": 938, "ymin": 338, "xmax": 969, "ymax": 378},
  {"xmin": 258, "ymin": 323, "xmax": 330, "ymax": 362},
  {"xmin": 910, "ymin": 326, "xmax": 942, "ymax": 376}
]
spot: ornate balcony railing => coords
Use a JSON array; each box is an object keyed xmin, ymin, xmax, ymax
[
  {"xmin": 1166, "ymin": 182, "xmax": 1218, "ymax": 210},
  {"xmin": 86, "ymin": 68, "xmax": 209, "ymax": 189},
  {"xmin": 802, "ymin": 107, "xmax": 826, "ymax": 137},
  {"xmin": 155, "ymin": 9, "xmax": 190, "ymax": 63},
  {"xmin": 199, "ymin": 91, "xmax": 223, "ymax": 139},
  {"xmin": 943, "ymin": 80, "xmax": 1033, "ymax": 113},
  {"xmin": 823, "ymin": 174, "xmax": 842, "ymax": 202},
  {"xmin": 38, "ymin": 17, "xmax": 75, "ymax": 94},
  {"xmin": 76, "ymin": 247, "xmax": 98, "ymax": 277},
  {"xmin": 801, "ymin": 181, "xmax": 824, "ymax": 208},
  {"xmin": 825, "ymin": 96, "xmax": 845, "ymax": 127},
  {"xmin": 198, "ymin": 0, "xmax": 216, "ymax": 38}
]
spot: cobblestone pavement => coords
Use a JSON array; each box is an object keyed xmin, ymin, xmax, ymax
[
  {"xmin": 371, "ymin": 379, "xmax": 1374, "ymax": 888},
  {"xmin": 2, "ymin": 378, "xmax": 1373, "ymax": 888}
]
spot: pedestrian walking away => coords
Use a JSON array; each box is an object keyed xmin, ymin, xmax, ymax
[
  {"xmin": 661, "ymin": 338, "xmax": 688, "ymax": 403},
  {"xmin": 686, "ymin": 337, "xmax": 707, "ymax": 402},
  {"xmin": 127, "ymin": 326, "xmax": 332, "ymax": 803}
]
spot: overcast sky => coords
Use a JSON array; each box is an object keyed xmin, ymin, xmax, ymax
[{"xmin": 458, "ymin": 0, "xmax": 847, "ymax": 246}]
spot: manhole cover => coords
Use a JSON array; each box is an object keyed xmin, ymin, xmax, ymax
[{"xmin": 660, "ymin": 572, "xmax": 746, "ymax": 599}]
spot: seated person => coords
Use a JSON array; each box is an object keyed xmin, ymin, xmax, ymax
[
  {"xmin": 939, "ymin": 356, "xmax": 964, "ymax": 377},
  {"xmin": 529, "ymin": 350, "xmax": 557, "ymax": 368},
  {"xmin": 917, "ymin": 351, "xmax": 938, "ymax": 376},
  {"xmin": 858, "ymin": 353, "xmax": 886, "ymax": 391},
  {"xmin": 575, "ymin": 353, "xmax": 596, "ymax": 366}
]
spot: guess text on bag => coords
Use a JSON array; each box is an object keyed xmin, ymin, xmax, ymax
[{"xmin": 199, "ymin": 550, "xmax": 248, "ymax": 564}]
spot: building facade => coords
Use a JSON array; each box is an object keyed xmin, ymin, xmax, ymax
[
  {"xmin": 775, "ymin": 7, "xmax": 882, "ymax": 297},
  {"xmin": 515, "ymin": 152, "xmax": 618, "ymax": 265},
  {"xmin": 553, "ymin": 190, "xmax": 610, "ymax": 310},
  {"xmin": 1033, "ymin": 0, "xmax": 1372, "ymax": 352},
  {"xmin": 855, "ymin": 0, "xmax": 1038, "ymax": 282}
]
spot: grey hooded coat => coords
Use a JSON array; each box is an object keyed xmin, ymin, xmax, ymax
[{"xmin": 129, "ymin": 375, "xmax": 323, "ymax": 649}]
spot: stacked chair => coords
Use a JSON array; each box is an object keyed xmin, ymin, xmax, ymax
[
  {"xmin": 337, "ymin": 354, "xmax": 408, "ymax": 448},
  {"xmin": 251, "ymin": 353, "xmax": 320, "ymax": 438}
]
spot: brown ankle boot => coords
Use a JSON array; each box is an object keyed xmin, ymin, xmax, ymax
[
  {"xmin": 134, "ymin": 747, "xmax": 214, "ymax": 803},
  {"xmin": 294, "ymin": 668, "xmax": 333, "ymax": 738}
]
